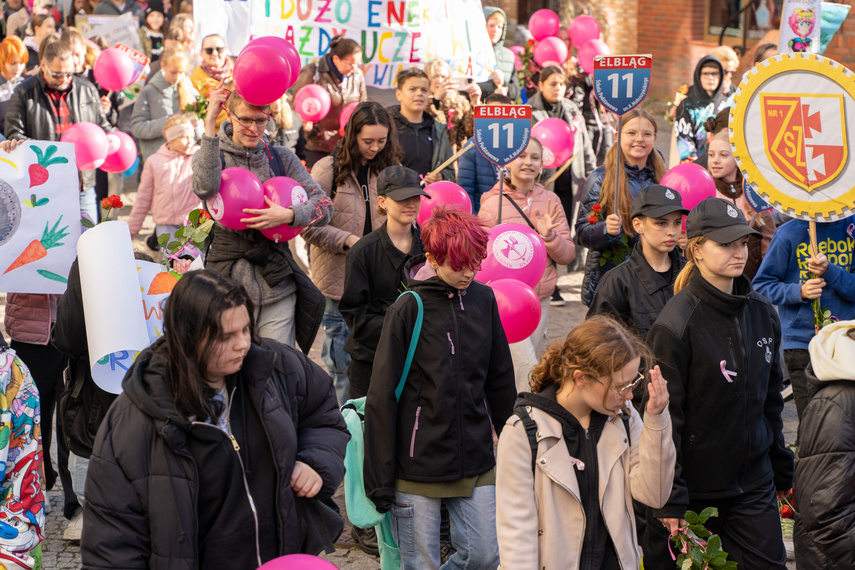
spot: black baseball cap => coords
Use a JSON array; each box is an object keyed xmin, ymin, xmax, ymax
[
  {"xmin": 687, "ymin": 197, "xmax": 762, "ymax": 243},
  {"xmin": 630, "ymin": 184, "xmax": 690, "ymax": 219},
  {"xmin": 377, "ymin": 165, "xmax": 429, "ymax": 201}
]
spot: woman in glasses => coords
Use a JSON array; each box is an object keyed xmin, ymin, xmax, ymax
[
  {"xmin": 639, "ymin": 198, "xmax": 793, "ymax": 569},
  {"xmin": 496, "ymin": 316, "xmax": 675, "ymax": 569},
  {"xmin": 190, "ymin": 33, "xmax": 233, "ymax": 130},
  {"xmin": 293, "ymin": 35, "xmax": 367, "ymax": 168}
]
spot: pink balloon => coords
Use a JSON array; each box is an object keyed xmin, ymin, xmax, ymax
[
  {"xmin": 417, "ymin": 181, "xmax": 472, "ymax": 226},
  {"xmin": 259, "ymin": 554, "xmax": 338, "ymax": 570},
  {"xmin": 569, "ymin": 15, "xmax": 602, "ymax": 49},
  {"xmin": 60, "ymin": 122, "xmax": 108, "ymax": 171},
  {"xmin": 491, "ymin": 279, "xmax": 542, "ymax": 343},
  {"xmin": 661, "ymin": 164, "xmax": 716, "ymax": 211},
  {"xmin": 294, "ymin": 84, "xmax": 332, "ymax": 123},
  {"xmin": 533, "ymin": 36, "xmax": 568, "ymax": 67},
  {"xmin": 339, "ymin": 101, "xmax": 359, "ymax": 130},
  {"xmin": 208, "ymin": 167, "xmax": 265, "ymax": 230},
  {"xmin": 234, "ymin": 44, "xmax": 292, "ymax": 106},
  {"xmin": 477, "ymin": 223, "xmax": 548, "ymax": 288},
  {"xmin": 100, "ymin": 131, "xmax": 137, "ymax": 173},
  {"xmin": 260, "ymin": 176, "xmax": 310, "ymax": 243},
  {"xmin": 531, "ymin": 118, "xmax": 575, "ymax": 168},
  {"xmin": 529, "ymin": 9, "xmax": 561, "ymax": 41},
  {"xmin": 509, "ymin": 45, "xmax": 524, "ymax": 71},
  {"xmin": 243, "ymin": 36, "xmax": 302, "ymax": 89},
  {"xmin": 93, "ymin": 47, "xmax": 136, "ymax": 92},
  {"xmin": 577, "ymin": 39, "xmax": 611, "ymax": 75}
]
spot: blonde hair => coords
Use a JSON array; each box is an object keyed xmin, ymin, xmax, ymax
[
  {"xmin": 163, "ymin": 112, "xmax": 195, "ymax": 131},
  {"xmin": 271, "ymin": 93, "xmax": 294, "ymax": 131},
  {"xmin": 160, "ymin": 47, "xmax": 196, "ymax": 112},
  {"xmin": 710, "ymin": 45, "xmax": 739, "ymax": 70},
  {"xmin": 673, "ymin": 236, "xmax": 708, "ymax": 293}
]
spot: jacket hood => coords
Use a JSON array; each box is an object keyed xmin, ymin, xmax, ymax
[
  {"xmin": 483, "ymin": 6, "xmax": 508, "ymax": 44},
  {"xmin": 688, "ymin": 55, "xmax": 725, "ymax": 104},
  {"xmin": 387, "ymin": 105, "xmax": 435, "ymax": 130},
  {"xmin": 688, "ymin": 270, "xmax": 752, "ymax": 317},
  {"xmin": 808, "ymin": 319, "xmax": 855, "ymax": 383},
  {"xmin": 121, "ymin": 338, "xmax": 184, "ymax": 425}
]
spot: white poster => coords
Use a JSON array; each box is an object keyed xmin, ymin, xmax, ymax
[
  {"xmin": 195, "ymin": 0, "xmax": 497, "ymax": 88},
  {"xmin": 779, "ymin": 0, "xmax": 822, "ymax": 54},
  {"xmin": 0, "ymin": 142, "xmax": 80, "ymax": 294}
]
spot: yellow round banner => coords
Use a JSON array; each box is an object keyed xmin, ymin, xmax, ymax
[{"xmin": 730, "ymin": 53, "xmax": 855, "ymax": 221}]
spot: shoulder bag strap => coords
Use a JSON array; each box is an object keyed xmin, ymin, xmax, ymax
[
  {"xmin": 393, "ymin": 290, "xmax": 423, "ymax": 402},
  {"xmin": 502, "ymin": 194, "xmax": 536, "ymax": 231}
]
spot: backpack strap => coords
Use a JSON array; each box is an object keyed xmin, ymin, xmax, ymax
[
  {"xmin": 219, "ymin": 148, "xmax": 287, "ymax": 178},
  {"xmin": 514, "ymin": 404, "xmax": 539, "ymax": 473},
  {"xmin": 393, "ymin": 290, "xmax": 423, "ymax": 402}
]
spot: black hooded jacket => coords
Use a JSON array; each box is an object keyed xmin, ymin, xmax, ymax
[
  {"xmin": 643, "ymin": 271, "xmax": 793, "ymax": 519},
  {"xmin": 479, "ymin": 7, "xmax": 520, "ymax": 102},
  {"xmin": 363, "ymin": 276, "xmax": 516, "ymax": 513},
  {"xmin": 81, "ymin": 338, "xmax": 349, "ymax": 570},
  {"xmin": 673, "ymin": 55, "xmax": 726, "ymax": 161}
]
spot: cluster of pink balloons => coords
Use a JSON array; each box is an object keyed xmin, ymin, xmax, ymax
[
  {"xmin": 417, "ymin": 181, "xmax": 472, "ymax": 226},
  {"xmin": 531, "ymin": 118, "xmax": 575, "ymax": 168},
  {"xmin": 477, "ymin": 223, "xmax": 548, "ymax": 343},
  {"xmin": 93, "ymin": 48, "xmax": 136, "ymax": 92},
  {"xmin": 208, "ymin": 168, "xmax": 308, "ymax": 242},
  {"xmin": 526, "ymin": 10, "xmax": 609, "ymax": 74},
  {"xmin": 234, "ymin": 36, "xmax": 302, "ymax": 106},
  {"xmin": 60, "ymin": 122, "xmax": 137, "ymax": 172},
  {"xmin": 660, "ymin": 163, "xmax": 717, "ymax": 231}
]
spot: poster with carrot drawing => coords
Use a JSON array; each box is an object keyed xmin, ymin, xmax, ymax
[{"xmin": 0, "ymin": 141, "xmax": 79, "ymax": 294}]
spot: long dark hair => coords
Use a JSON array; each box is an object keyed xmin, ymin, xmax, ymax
[
  {"xmin": 332, "ymin": 100, "xmax": 402, "ymax": 189},
  {"xmin": 162, "ymin": 270, "xmax": 259, "ymax": 422}
]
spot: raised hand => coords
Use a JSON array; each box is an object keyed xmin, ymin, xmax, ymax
[
  {"xmin": 645, "ymin": 365, "xmax": 670, "ymax": 416},
  {"xmin": 605, "ymin": 213, "xmax": 622, "ymax": 236},
  {"xmin": 533, "ymin": 201, "xmax": 562, "ymax": 240},
  {"xmin": 204, "ymin": 78, "xmax": 230, "ymax": 137}
]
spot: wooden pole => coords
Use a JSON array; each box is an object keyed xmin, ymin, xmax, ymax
[
  {"xmin": 543, "ymin": 154, "xmax": 578, "ymax": 187},
  {"xmin": 427, "ymin": 141, "xmax": 474, "ymax": 178}
]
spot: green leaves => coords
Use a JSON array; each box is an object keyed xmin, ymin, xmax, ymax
[
  {"xmin": 155, "ymin": 209, "xmax": 213, "ymax": 269},
  {"xmin": 24, "ymin": 193, "xmax": 49, "ymax": 208},
  {"xmin": 672, "ymin": 507, "xmax": 735, "ymax": 570},
  {"xmin": 80, "ymin": 217, "xmax": 95, "ymax": 229}
]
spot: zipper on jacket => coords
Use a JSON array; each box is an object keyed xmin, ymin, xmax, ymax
[
  {"xmin": 448, "ymin": 297, "xmax": 465, "ymax": 478},
  {"xmin": 192, "ymin": 386, "xmax": 262, "ymax": 568},
  {"xmin": 409, "ymin": 406, "xmax": 421, "ymax": 457},
  {"xmin": 733, "ymin": 316, "xmax": 749, "ymax": 493}
]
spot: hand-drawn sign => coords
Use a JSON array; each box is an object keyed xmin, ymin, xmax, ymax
[
  {"xmin": 730, "ymin": 53, "xmax": 855, "ymax": 221},
  {"xmin": 593, "ymin": 55, "xmax": 652, "ymax": 116},
  {"xmin": 474, "ymin": 105, "xmax": 532, "ymax": 166}
]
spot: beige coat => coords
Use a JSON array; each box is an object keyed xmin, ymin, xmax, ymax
[
  {"xmin": 303, "ymin": 155, "xmax": 385, "ymax": 300},
  {"xmin": 478, "ymin": 183, "xmax": 575, "ymax": 300},
  {"xmin": 496, "ymin": 404, "xmax": 676, "ymax": 570}
]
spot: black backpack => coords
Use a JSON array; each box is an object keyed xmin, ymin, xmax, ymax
[{"xmin": 513, "ymin": 404, "xmax": 631, "ymax": 472}]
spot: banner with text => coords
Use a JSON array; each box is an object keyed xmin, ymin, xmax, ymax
[{"xmin": 195, "ymin": 0, "xmax": 497, "ymax": 89}]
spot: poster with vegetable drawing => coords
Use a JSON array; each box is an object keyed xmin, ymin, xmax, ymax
[{"xmin": 0, "ymin": 141, "xmax": 79, "ymax": 294}]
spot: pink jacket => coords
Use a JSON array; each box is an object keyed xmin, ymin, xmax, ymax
[
  {"xmin": 5, "ymin": 293, "xmax": 58, "ymax": 345},
  {"xmin": 128, "ymin": 143, "xmax": 199, "ymax": 236},
  {"xmin": 478, "ymin": 182, "xmax": 575, "ymax": 300}
]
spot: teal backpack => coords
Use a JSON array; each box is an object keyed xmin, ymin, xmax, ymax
[{"xmin": 340, "ymin": 290, "xmax": 423, "ymax": 569}]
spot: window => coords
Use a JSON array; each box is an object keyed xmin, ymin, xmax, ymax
[{"xmin": 706, "ymin": 0, "xmax": 783, "ymax": 44}]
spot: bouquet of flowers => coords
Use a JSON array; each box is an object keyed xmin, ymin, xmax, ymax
[
  {"xmin": 670, "ymin": 508, "xmax": 736, "ymax": 570},
  {"xmin": 587, "ymin": 203, "xmax": 632, "ymax": 267},
  {"xmin": 156, "ymin": 208, "xmax": 213, "ymax": 271}
]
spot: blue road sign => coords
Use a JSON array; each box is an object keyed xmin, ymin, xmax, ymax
[
  {"xmin": 474, "ymin": 105, "xmax": 532, "ymax": 167},
  {"xmin": 593, "ymin": 55, "xmax": 652, "ymax": 116}
]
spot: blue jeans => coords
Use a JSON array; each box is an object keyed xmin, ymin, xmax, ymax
[
  {"xmin": 392, "ymin": 486, "xmax": 499, "ymax": 570},
  {"xmin": 79, "ymin": 186, "xmax": 97, "ymax": 221},
  {"xmin": 322, "ymin": 298, "xmax": 351, "ymax": 406}
]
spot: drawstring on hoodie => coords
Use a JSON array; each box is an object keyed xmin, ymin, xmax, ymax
[
  {"xmin": 447, "ymin": 332, "xmax": 455, "ymax": 355},
  {"xmin": 458, "ymin": 289, "xmax": 466, "ymax": 310}
]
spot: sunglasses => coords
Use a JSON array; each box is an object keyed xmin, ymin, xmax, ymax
[{"xmin": 203, "ymin": 47, "xmax": 226, "ymax": 55}]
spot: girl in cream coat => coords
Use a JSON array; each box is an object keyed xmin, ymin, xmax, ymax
[{"xmin": 496, "ymin": 316, "xmax": 676, "ymax": 569}]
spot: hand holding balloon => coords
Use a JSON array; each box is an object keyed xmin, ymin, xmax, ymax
[{"xmin": 241, "ymin": 196, "xmax": 295, "ymax": 230}]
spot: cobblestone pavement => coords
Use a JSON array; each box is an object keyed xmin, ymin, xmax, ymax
[{"xmin": 31, "ymin": 172, "xmax": 798, "ymax": 569}]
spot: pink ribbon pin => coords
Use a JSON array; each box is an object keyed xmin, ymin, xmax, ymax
[{"xmin": 720, "ymin": 360, "xmax": 737, "ymax": 383}]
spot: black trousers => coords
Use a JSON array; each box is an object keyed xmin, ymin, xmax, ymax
[
  {"xmin": 641, "ymin": 481, "xmax": 787, "ymax": 569},
  {"xmin": 784, "ymin": 348, "xmax": 810, "ymax": 421}
]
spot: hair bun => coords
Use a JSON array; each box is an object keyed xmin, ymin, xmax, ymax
[
  {"xmin": 703, "ymin": 116, "xmax": 717, "ymax": 133},
  {"xmin": 330, "ymin": 36, "xmax": 343, "ymax": 47}
]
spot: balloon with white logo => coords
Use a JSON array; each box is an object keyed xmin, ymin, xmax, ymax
[
  {"xmin": 476, "ymin": 223, "xmax": 547, "ymax": 288},
  {"xmin": 294, "ymin": 84, "xmax": 332, "ymax": 123},
  {"xmin": 260, "ymin": 176, "xmax": 309, "ymax": 243},
  {"xmin": 209, "ymin": 167, "xmax": 265, "ymax": 230}
]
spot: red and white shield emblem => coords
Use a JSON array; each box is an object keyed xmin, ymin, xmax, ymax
[{"xmin": 760, "ymin": 93, "xmax": 848, "ymax": 191}]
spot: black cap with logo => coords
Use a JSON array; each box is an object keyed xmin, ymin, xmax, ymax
[
  {"xmin": 377, "ymin": 165, "xmax": 429, "ymax": 201},
  {"xmin": 630, "ymin": 184, "xmax": 690, "ymax": 219},
  {"xmin": 687, "ymin": 197, "xmax": 762, "ymax": 243}
]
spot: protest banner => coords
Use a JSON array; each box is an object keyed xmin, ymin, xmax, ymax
[
  {"xmin": 0, "ymin": 142, "xmax": 80, "ymax": 294},
  {"xmin": 194, "ymin": 0, "xmax": 497, "ymax": 89},
  {"xmin": 81, "ymin": 12, "xmax": 144, "ymax": 53}
]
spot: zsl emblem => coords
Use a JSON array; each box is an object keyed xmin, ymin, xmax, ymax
[{"xmin": 760, "ymin": 94, "xmax": 847, "ymax": 191}]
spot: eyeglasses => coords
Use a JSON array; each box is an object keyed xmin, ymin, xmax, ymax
[
  {"xmin": 47, "ymin": 70, "xmax": 73, "ymax": 79},
  {"xmin": 595, "ymin": 374, "xmax": 644, "ymax": 398},
  {"xmin": 203, "ymin": 47, "xmax": 226, "ymax": 55},
  {"xmin": 701, "ymin": 71, "xmax": 721, "ymax": 78},
  {"xmin": 233, "ymin": 115, "xmax": 270, "ymax": 128}
]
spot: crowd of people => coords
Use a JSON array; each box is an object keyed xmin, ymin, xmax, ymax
[{"xmin": 0, "ymin": 1, "xmax": 849, "ymax": 569}]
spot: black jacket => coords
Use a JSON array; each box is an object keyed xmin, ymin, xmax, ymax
[
  {"xmin": 81, "ymin": 338, "xmax": 349, "ymax": 570},
  {"xmin": 339, "ymin": 223, "xmax": 424, "ymax": 374},
  {"xmin": 587, "ymin": 243, "xmax": 686, "ymax": 338},
  {"xmin": 5, "ymin": 73, "xmax": 113, "ymax": 189},
  {"xmin": 644, "ymin": 272, "xmax": 793, "ymax": 518},
  {"xmin": 388, "ymin": 105, "xmax": 455, "ymax": 181},
  {"xmin": 51, "ymin": 259, "xmax": 118, "ymax": 458},
  {"xmin": 478, "ymin": 7, "xmax": 519, "ymax": 102},
  {"xmin": 363, "ymin": 277, "xmax": 516, "ymax": 513},
  {"xmin": 793, "ymin": 365, "xmax": 855, "ymax": 569}
]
